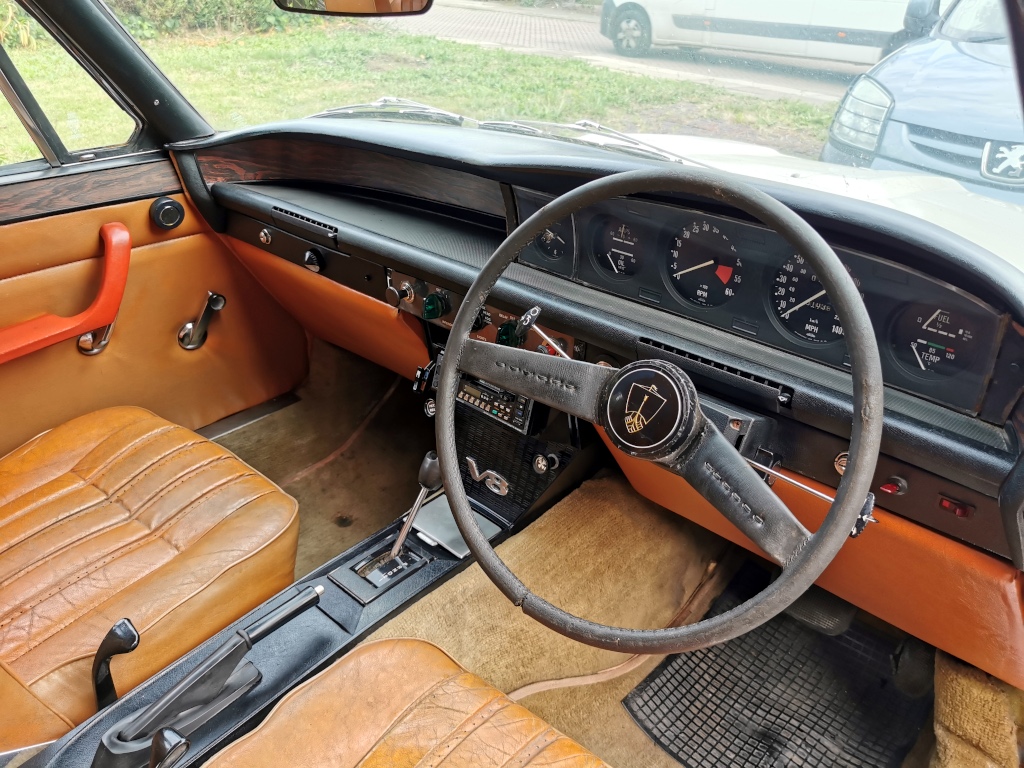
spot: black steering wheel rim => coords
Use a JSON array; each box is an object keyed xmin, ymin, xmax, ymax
[{"xmin": 436, "ymin": 167, "xmax": 884, "ymax": 654}]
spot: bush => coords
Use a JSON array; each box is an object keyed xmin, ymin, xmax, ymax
[
  {"xmin": 104, "ymin": 0, "xmax": 302, "ymax": 36},
  {"xmin": 0, "ymin": 1, "xmax": 42, "ymax": 48}
]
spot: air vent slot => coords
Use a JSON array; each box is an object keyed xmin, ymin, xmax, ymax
[
  {"xmin": 271, "ymin": 206, "xmax": 339, "ymax": 239},
  {"xmin": 640, "ymin": 337, "xmax": 788, "ymax": 395}
]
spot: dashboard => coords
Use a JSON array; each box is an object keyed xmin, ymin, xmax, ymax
[{"xmin": 514, "ymin": 187, "xmax": 1008, "ymax": 415}]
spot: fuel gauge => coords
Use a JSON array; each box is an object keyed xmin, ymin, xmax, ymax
[{"xmin": 890, "ymin": 303, "xmax": 980, "ymax": 378}]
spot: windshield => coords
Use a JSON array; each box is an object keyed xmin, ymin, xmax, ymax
[
  {"xmin": 11, "ymin": 0, "xmax": 1016, "ymax": 246},
  {"xmin": 941, "ymin": 0, "xmax": 1008, "ymax": 42}
]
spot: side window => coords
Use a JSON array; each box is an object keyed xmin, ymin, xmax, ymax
[
  {"xmin": 0, "ymin": 87, "xmax": 39, "ymax": 166},
  {"xmin": 1, "ymin": 3, "xmax": 138, "ymax": 169}
]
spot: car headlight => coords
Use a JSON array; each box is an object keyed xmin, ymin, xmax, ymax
[{"xmin": 829, "ymin": 77, "xmax": 893, "ymax": 153}]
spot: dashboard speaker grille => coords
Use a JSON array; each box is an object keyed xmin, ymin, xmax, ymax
[
  {"xmin": 639, "ymin": 338, "xmax": 787, "ymax": 394},
  {"xmin": 271, "ymin": 206, "xmax": 339, "ymax": 235}
]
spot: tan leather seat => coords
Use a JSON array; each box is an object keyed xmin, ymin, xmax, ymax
[
  {"xmin": 0, "ymin": 406, "xmax": 298, "ymax": 751},
  {"xmin": 207, "ymin": 638, "xmax": 610, "ymax": 767}
]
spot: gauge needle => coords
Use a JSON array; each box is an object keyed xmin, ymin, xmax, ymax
[
  {"xmin": 781, "ymin": 289, "xmax": 827, "ymax": 319},
  {"xmin": 911, "ymin": 341, "xmax": 927, "ymax": 371},
  {"xmin": 673, "ymin": 259, "xmax": 714, "ymax": 277},
  {"xmin": 606, "ymin": 253, "xmax": 619, "ymax": 274}
]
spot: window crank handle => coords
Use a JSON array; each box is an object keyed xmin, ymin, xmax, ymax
[{"xmin": 178, "ymin": 291, "xmax": 226, "ymax": 350}]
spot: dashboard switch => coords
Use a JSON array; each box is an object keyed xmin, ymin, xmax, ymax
[
  {"xmin": 385, "ymin": 282, "xmax": 414, "ymax": 307},
  {"xmin": 879, "ymin": 477, "xmax": 908, "ymax": 496},
  {"xmin": 303, "ymin": 249, "xmax": 324, "ymax": 273},
  {"xmin": 938, "ymin": 494, "xmax": 973, "ymax": 518},
  {"xmin": 496, "ymin": 321, "xmax": 524, "ymax": 348},
  {"xmin": 422, "ymin": 292, "xmax": 451, "ymax": 320}
]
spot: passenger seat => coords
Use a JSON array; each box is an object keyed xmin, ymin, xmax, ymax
[{"xmin": 0, "ymin": 406, "xmax": 298, "ymax": 752}]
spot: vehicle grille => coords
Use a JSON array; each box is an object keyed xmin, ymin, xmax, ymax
[{"xmin": 905, "ymin": 125, "xmax": 986, "ymax": 170}]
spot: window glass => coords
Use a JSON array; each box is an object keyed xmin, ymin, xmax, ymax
[
  {"xmin": 941, "ymin": 0, "xmax": 1008, "ymax": 42},
  {"xmin": 0, "ymin": 87, "xmax": 40, "ymax": 165},
  {"xmin": 2, "ymin": 7, "xmax": 137, "ymax": 156}
]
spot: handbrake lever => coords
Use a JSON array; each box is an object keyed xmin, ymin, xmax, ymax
[
  {"xmin": 93, "ymin": 585, "xmax": 324, "ymax": 768},
  {"xmin": 119, "ymin": 584, "xmax": 324, "ymax": 742}
]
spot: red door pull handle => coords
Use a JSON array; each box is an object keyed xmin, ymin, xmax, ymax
[{"xmin": 0, "ymin": 222, "xmax": 131, "ymax": 365}]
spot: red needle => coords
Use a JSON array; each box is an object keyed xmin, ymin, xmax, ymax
[{"xmin": 715, "ymin": 265, "xmax": 733, "ymax": 284}]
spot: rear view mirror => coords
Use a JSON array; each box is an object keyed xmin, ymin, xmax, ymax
[
  {"xmin": 274, "ymin": 0, "xmax": 431, "ymax": 15},
  {"xmin": 903, "ymin": 0, "xmax": 941, "ymax": 37}
]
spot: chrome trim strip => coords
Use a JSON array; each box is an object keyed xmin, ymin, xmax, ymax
[
  {"xmin": 746, "ymin": 458, "xmax": 836, "ymax": 504},
  {"xmin": 0, "ymin": 66, "xmax": 59, "ymax": 166}
]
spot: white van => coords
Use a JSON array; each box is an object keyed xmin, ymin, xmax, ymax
[{"xmin": 599, "ymin": 0, "xmax": 943, "ymax": 65}]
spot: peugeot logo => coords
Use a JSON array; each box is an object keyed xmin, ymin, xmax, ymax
[{"xmin": 466, "ymin": 457, "xmax": 510, "ymax": 496}]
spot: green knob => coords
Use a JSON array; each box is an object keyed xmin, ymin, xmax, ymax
[
  {"xmin": 422, "ymin": 292, "xmax": 450, "ymax": 320},
  {"xmin": 496, "ymin": 321, "xmax": 523, "ymax": 347}
]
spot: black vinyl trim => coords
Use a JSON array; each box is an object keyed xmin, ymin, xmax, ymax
[{"xmin": 671, "ymin": 15, "xmax": 895, "ymax": 47}]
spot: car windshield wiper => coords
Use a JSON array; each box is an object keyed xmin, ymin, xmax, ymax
[
  {"xmin": 479, "ymin": 118, "xmax": 711, "ymax": 167},
  {"xmin": 309, "ymin": 97, "xmax": 467, "ymax": 126},
  {"xmin": 311, "ymin": 99, "xmax": 708, "ymax": 167}
]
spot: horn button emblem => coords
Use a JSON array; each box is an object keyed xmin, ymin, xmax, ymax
[{"xmin": 602, "ymin": 361, "xmax": 697, "ymax": 460}]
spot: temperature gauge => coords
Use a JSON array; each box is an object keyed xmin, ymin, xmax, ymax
[{"xmin": 890, "ymin": 304, "xmax": 980, "ymax": 378}]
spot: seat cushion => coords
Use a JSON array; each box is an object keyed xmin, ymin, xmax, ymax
[
  {"xmin": 206, "ymin": 638, "xmax": 611, "ymax": 767},
  {"xmin": 0, "ymin": 406, "xmax": 298, "ymax": 749}
]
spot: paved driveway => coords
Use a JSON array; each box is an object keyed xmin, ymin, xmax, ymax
[{"xmin": 384, "ymin": 0, "xmax": 864, "ymax": 104}]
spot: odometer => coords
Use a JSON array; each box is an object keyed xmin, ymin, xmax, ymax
[
  {"xmin": 772, "ymin": 254, "xmax": 858, "ymax": 344},
  {"xmin": 667, "ymin": 220, "xmax": 743, "ymax": 307}
]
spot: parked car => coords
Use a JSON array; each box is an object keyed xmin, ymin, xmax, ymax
[
  {"xmin": 823, "ymin": 0, "xmax": 1024, "ymax": 201},
  {"xmin": 600, "ymin": 0, "xmax": 939, "ymax": 62}
]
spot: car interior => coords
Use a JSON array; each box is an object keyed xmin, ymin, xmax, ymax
[{"xmin": 1, "ymin": 0, "xmax": 1023, "ymax": 767}]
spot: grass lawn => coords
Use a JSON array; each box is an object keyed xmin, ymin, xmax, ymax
[{"xmin": 1, "ymin": 21, "xmax": 835, "ymax": 166}]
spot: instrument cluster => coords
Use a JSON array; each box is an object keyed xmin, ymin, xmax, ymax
[{"xmin": 514, "ymin": 188, "xmax": 1008, "ymax": 415}]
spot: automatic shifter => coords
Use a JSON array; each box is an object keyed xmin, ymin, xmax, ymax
[
  {"xmin": 390, "ymin": 450, "xmax": 442, "ymax": 558},
  {"xmin": 351, "ymin": 451, "xmax": 442, "ymax": 590}
]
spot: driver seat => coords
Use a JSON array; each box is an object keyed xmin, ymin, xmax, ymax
[{"xmin": 206, "ymin": 638, "xmax": 610, "ymax": 767}]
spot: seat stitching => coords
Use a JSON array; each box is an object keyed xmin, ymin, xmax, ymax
[
  {"xmin": 104, "ymin": 439, "xmax": 209, "ymax": 501},
  {"xmin": 354, "ymin": 671, "xmax": 473, "ymax": 768},
  {"xmin": 22, "ymin": 494, "xmax": 297, "ymax": 685},
  {"xmin": 0, "ymin": 479, "xmax": 93, "ymax": 557},
  {"xmin": 7, "ymin": 474, "xmax": 264, "ymax": 656},
  {"xmin": 0, "ymin": 421, "xmax": 180, "ymax": 555},
  {"xmin": 125, "ymin": 455, "xmax": 235, "ymax": 525},
  {"xmin": 0, "ymin": 470, "xmax": 254, "ymax": 634},
  {"xmin": 0, "ymin": 478, "xmax": 89, "ymax": 546},
  {"xmin": 72, "ymin": 422, "xmax": 178, "ymax": 484},
  {"xmin": 414, "ymin": 696, "xmax": 510, "ymax": 768},
  {"xmin": 0, "ymin": 455, "xmax": 235, "ymax": 592},
  {"xmin": 503, "ymin": 728, "xmax": 562, "ymax": 768},
  {"xmin": 0, "ymin": 490, "xmax": 134, "ymax": 592}
]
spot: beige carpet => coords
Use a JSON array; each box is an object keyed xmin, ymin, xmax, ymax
[
  {"xmin": 370, "ymin": 473, "xmax": 731, "ymax": 767},
  {"xmin": 217, "ymin": 340, "xmax": 435, "ymax": 577},
  {"xmin": 930, "ymin": 651, "xmax": 1024, "ymax": 768}
]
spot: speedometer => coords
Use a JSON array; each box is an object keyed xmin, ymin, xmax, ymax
[
  {"xmin": 667, "ymin": 220, "xmax": 743, "ymax": 307},
  {"xmin": 771, "ymin": 254, "xmax": 858, "ymax": 344},
  {"xmin": 890, "ymin": 304, "xmax": 980, "ymax": 378}
]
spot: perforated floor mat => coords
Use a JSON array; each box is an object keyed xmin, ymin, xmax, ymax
[{"xmin": 623, "ymin": 565, "xmax": 932, "ymax": 767}]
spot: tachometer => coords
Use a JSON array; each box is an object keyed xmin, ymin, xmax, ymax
[
  {"xmin": 890, "ymin": 304, "xmax": 980, "ymax": 378},
  {"xmin": 667, "ymin": 220, "xmax": 743, "ymax": 307},
  {"xmin": 772, "ymin": 254, "xmax": 858, "ymax": 344},
  {"xmin": 595, "ymin": 218, "xmax": 641, "ymax": 277}
]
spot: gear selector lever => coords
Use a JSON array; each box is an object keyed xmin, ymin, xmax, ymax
[{"xmin": 389, "ymin": 450, "xmax": 442, "ymax": 559}]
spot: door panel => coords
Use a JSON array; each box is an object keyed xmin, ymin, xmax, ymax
[{"xmin": 0, "ymin": 170, "xmax": 308, "ymax": 456}]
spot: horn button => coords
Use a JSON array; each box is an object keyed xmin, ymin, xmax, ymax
[{"xmin": 600, "ymin": 360, "xmax": 700, "ymax": 461}]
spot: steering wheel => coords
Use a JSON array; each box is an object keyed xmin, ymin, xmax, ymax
[{"xmin": 435, "ymin": 168, "xmax": 883, "ymax": 653}]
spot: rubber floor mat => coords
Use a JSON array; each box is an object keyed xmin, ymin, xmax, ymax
[{"xmin": 623, "ymin": 564, "xmax": 932, "ymax": 767}]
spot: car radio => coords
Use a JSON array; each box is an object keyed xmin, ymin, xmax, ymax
[{"xmin": 457, "ymin": 377, "xmax": 534, "ymax": 433}]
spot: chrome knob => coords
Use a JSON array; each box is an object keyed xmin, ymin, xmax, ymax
[{"xmin": 386, "ymin": 282, "xmax": 414, "ymax": 307}]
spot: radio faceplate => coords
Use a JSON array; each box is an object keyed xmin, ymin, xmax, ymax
[{"xmin": 458, "ymin": 377, "xmax": 533, "ymax": 434}]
